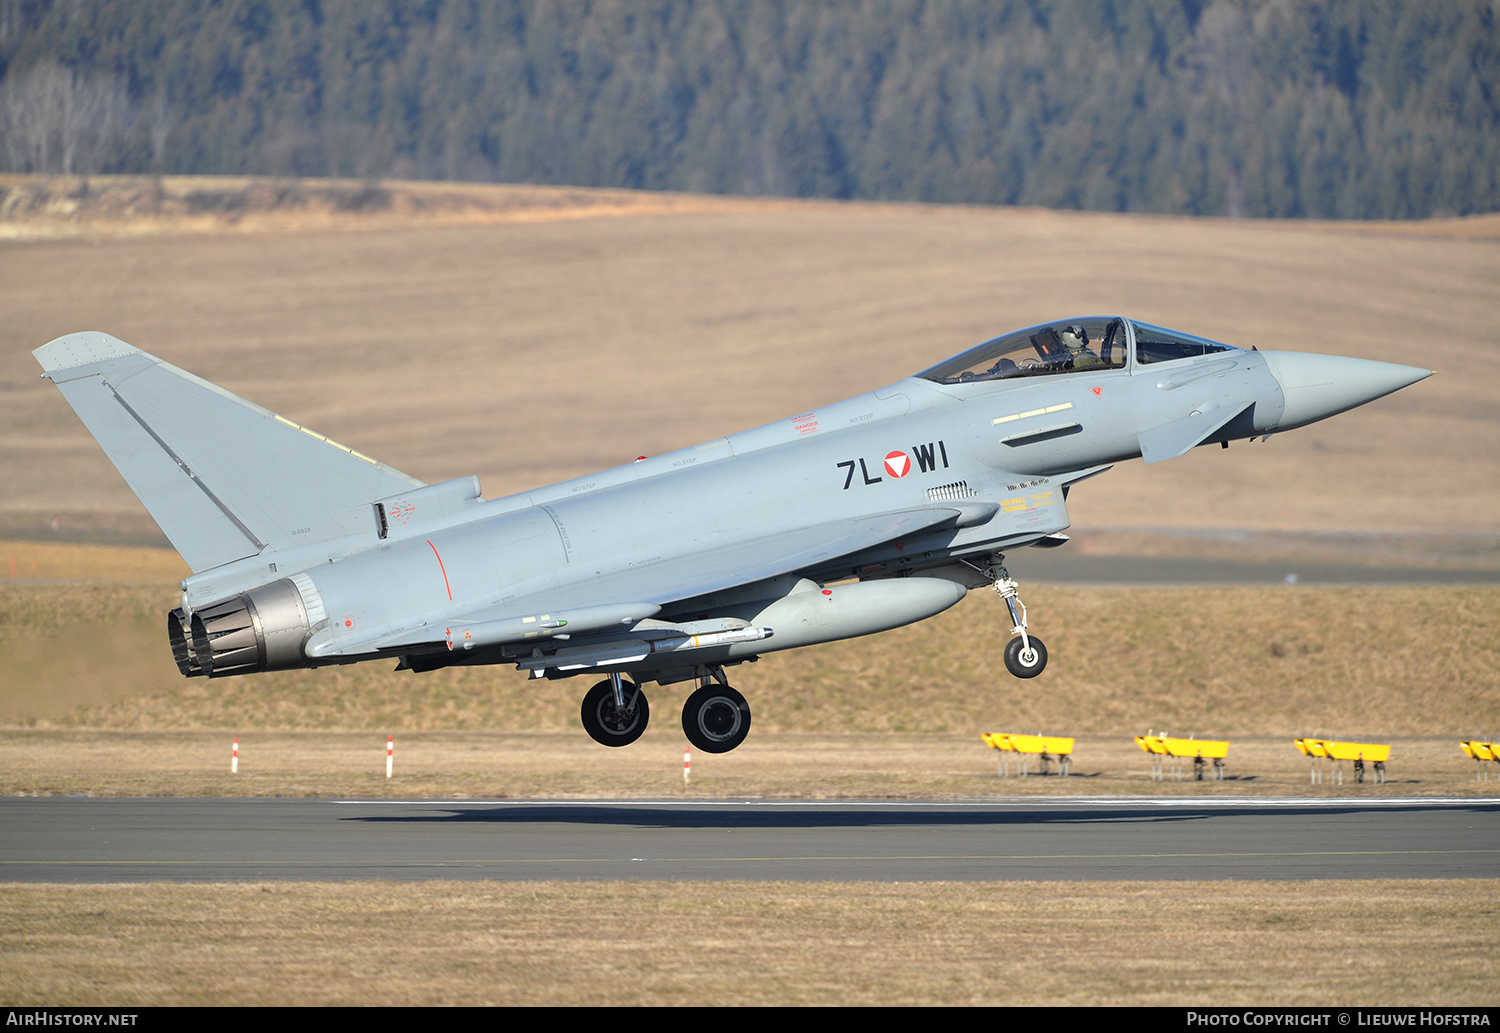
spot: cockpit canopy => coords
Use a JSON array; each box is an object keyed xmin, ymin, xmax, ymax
[{"xmin": 917, "ymin": 317, "xmax": 1241, "ymax": 385}]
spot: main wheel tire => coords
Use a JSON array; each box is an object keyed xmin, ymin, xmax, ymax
[
  {"xmin": 681, "ymin": 683, "xmax": 752, "ymax": 754},
  {"xmin": 1003, "ymin": 635, "xmax": 1048, "ymax": 678},
  {"xmin": 580, "ymin": 678, "xmax": 649, "ymax": 747}
]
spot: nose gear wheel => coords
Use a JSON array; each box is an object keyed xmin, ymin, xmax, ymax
[{"xmin": 1003, "ymin": 635, "xmax": 1048, "ymax": 678}]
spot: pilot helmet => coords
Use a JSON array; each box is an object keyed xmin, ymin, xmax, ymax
[{"xmin": 1060, "ymin": 324, "xmax": 1090, "ymax": 351}]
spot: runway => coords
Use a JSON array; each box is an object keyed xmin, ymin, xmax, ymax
[
  {"xmin": 1004, "ymin": 551, "xmax": 1500, "ymax": 585},
  {"xmin": 3, "ymin": 797, "xmax": 1496, "ymax": 882}
]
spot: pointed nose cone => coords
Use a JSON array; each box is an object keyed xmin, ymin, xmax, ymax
[{"xmin": 1260, "ymin": 351, "xmax": 1432, "ymax": 432}]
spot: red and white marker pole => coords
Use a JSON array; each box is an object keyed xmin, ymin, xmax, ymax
[
  {"xmin": 684, "ymin": 748, "xmax": 691, "ymax": 784},
  {"xmin": 386, "ymin": 735, "xmax": 394, "ymax": 779},
  {"xmin": 232, "ymin": 737, "xmax": 239, "ymax": 774}
]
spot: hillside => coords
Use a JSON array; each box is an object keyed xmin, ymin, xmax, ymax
[
  {"xmin": 2, "ymin": 1, "xmax": 1497, "ymax": 219},
  {"xmin": 2, "ymin": 174, "xmax": 1496, "ymax": 547}
]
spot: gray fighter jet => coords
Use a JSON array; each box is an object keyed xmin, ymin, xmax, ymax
[{"xmin": 34, "ymin": 318, "xmax": 1429, "ymax": 753}]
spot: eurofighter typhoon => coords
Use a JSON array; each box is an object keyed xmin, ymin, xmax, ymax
[{"xmin": 34, "ymin": 319, "xmax": 1429, "ymax": 753}]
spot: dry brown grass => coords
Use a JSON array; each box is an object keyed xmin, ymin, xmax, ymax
[
  {"xmin": 0, "ymin": 173, "xmax": 758, "ymax": 240},
  {"xmin": 2, "ymin": 176, "xmax": 1496, "ymax": 539},
  {"xmin": 3, "ymin": 554, "xmax": 1494, "ymax": 742},
  {"xmin": 1, "ymin": 543, "xmax": 1495, "ymax": 799},
  {"xmin": 0, "ymin": 540, "xmax": 186, "ymax": 583},
  {"xmin": 0, "ymin": 879, "xmax": 1493, "ymax": 1005},
  {"xmin": 3, "ymin": 186, "xmax": 1494, "ymax": 1008},
  {"xmin": 0, "ymin": 730, "xmax": 1492, "ymax": 800}
]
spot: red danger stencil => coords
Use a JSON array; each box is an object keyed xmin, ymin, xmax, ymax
[{"xmin": 884, "ymin": 451, "xmax": 910, "ymax": 478}]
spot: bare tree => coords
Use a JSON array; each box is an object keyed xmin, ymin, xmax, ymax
[
  {"xmin": 0, "ymin": 61, "xmax": 134, "ymax": 174},
  {"xmin": 145, "ymin": 92, "xmax": 175, "ymax": 171}
]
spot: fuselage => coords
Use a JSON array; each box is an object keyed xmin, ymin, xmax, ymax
[{"xmin": 169, "ymin": 316, "xmax": 1428, "ymax": 683}]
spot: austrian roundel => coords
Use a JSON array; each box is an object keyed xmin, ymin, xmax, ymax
[{"xmin": 884, "ymin": 450, "xmax": 910, "ymax": 478}]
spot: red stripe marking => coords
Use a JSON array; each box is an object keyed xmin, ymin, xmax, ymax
[{"xmin": 427, "ymin": 540, "xmax": 453, "ymax": 600}]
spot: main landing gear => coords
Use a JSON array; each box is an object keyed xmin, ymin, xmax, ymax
[
  {"xmin": 579, "ymin": 667, "xmax": 754, "ymax": 753},
  {"xmin": 581, "ymin": 673, "xmax": 649, "ymax": 747},
  {"xmin": 681, "ymin": 669, "xmax": 751, "ymax": 754},
  {"xmin": 988, "ymin": 557, "xmax": 1048, "ymax": 678}
]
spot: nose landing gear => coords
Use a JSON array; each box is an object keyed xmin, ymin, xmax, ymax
[{"xmin": 988, "ymin": 557, "xmax": 1048, "ymax": 678}]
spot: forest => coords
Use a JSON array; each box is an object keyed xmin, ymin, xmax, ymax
[{"xmin": 0, "ymin": 0, "xmax": 1495, "ymax": 219}]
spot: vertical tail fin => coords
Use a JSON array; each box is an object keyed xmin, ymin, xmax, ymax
[{"xmin": 35, "ymin": 332, "xmax": 424, "ymax": 572}]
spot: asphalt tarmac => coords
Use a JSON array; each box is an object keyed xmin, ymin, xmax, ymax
[{"xmin": 3, "ymin": 797, "xmax": 1496, "ymax": 882}]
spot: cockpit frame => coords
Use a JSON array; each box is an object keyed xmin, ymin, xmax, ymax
[{"xmin": 917, "ymin": 317, "xmax": 1241, "ymax": 385}]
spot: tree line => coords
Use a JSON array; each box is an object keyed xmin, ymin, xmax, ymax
[{"xmin": 0, "ymin": 0, "xmax": 1495, "ymax": 219}]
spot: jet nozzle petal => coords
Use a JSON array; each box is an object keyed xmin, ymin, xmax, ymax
[{"xmin": 1259, "ymin": 351, "xmax": 1432, "ymax": 432}]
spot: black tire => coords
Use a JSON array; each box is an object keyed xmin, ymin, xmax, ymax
[
  {"xmin": 681, "ymin": 683, "xmax": 752, "ymax": 754},
  {"xmin": 580, "ymin": 678, "xmax": 649, "ymax": 747},
  {"xmin": 1003, "ymin": 635, "xmax": 1048, "ymax": 678}
]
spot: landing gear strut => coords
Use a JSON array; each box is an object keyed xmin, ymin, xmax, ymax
[
  {"xmin": 988, "ymin": 557, "xmax": 1048, "ymax": 678},
  {"xmin": 681, "ymin": 668, "xmax": 752, "ymax": 754},
  {"xmin": 581, "ymin": 672, "xmax": 649, "ymax": 747}
]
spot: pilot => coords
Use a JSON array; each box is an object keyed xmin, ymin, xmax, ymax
[{"xmin": 1060, "ymin": 324, "xmax": 1103, "ymax": 370}]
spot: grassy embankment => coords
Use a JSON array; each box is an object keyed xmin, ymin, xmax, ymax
[
  {"xmin": 3, "ymin": 541, "xmax": 1495, "ymax": 797},
  {"xmin": 2, "ymin": 879, "xmax": 1494, "ymax": 1006}
]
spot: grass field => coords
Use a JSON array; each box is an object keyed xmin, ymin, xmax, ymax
[
  {"xmin": 2, "ymin": 178, "xmax": 1496, "ymax": 1007},
  {"xmin": 3, "ymin": 730, "xmax": 1493, "ymax": 800},
  {"xmin": 2, "ymin": 175, "xmax": 1497, "ymax": 539},
  {"xmin": 3, "ymin": 543, "xmax": 1497, "ymax": 742},
  {"xmin": 3, "ymin": 880, "xmax": 1494, "ymax": 1006},
  {"xmin": 2, "ymin": 541, "xmax": 1496, "ymax": 799}
]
